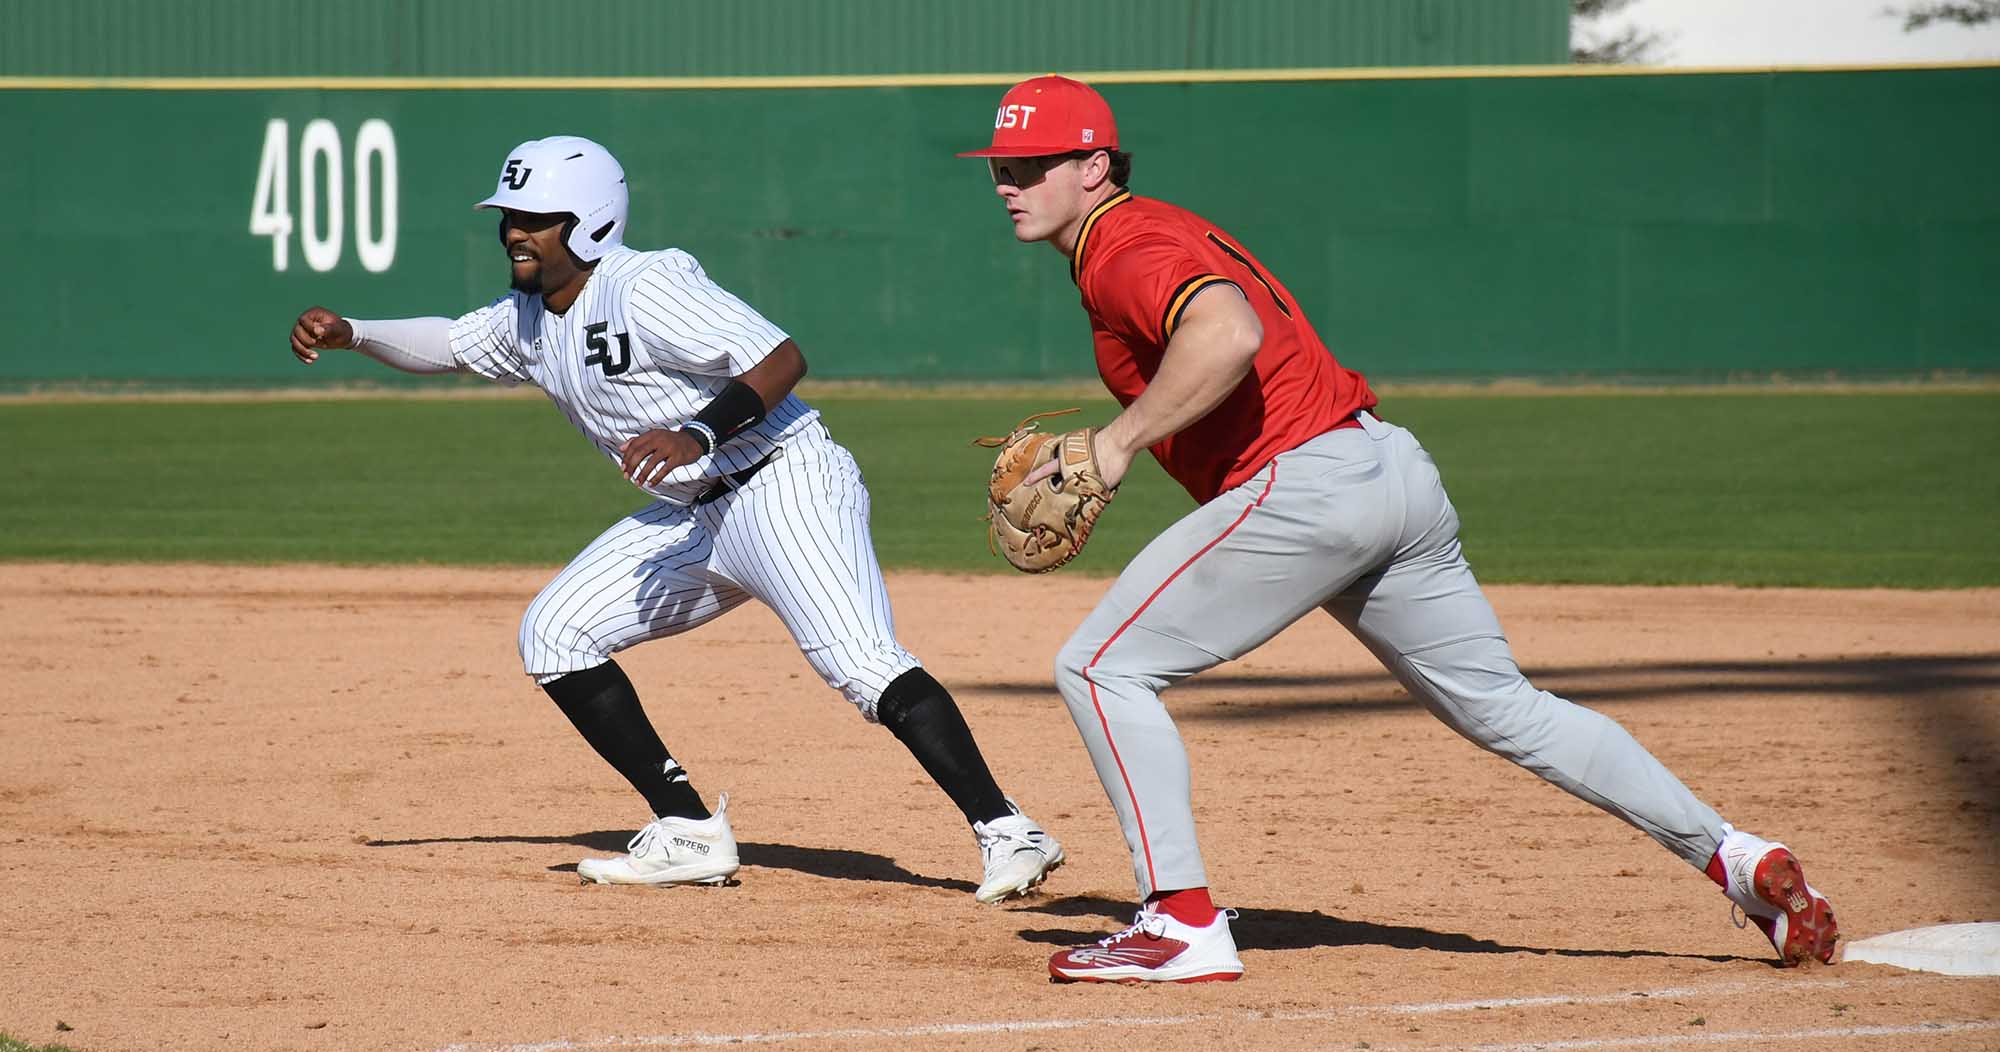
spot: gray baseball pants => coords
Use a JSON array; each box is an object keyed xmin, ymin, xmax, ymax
[{"xmin": 1053, "ymin": 412, "xmax": 1727, "ymax": 900}]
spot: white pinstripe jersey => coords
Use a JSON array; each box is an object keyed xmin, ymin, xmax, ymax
[{"xmin": 447, "ymin": 245, "xmax": 823, "ymax": 505}]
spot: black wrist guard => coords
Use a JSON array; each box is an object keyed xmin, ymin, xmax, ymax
[{"xmin": 684, "ymin": 380, "xmax": 767, "ymax": 455}]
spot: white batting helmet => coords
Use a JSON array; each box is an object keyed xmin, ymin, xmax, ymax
[{"xmin": 475, "ymin": 135, "xmax": 628, "ymax": 263}]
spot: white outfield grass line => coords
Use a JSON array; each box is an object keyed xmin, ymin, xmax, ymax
[{"xmin": 432, "ymin": 974, "xmax": 1956, "ymax": 1052}]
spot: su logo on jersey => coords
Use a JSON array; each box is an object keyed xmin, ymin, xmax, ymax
[
  {"xmin": 583, "ymin": 322, "xmax": 632, "ymax": 377},
  {"xmin": 994, "ymin": 104, "xmax": 1038, "ymax": 129}
]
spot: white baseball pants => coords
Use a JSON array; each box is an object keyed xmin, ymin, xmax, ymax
[{"xmin": 519, "ymin": 428, "xmax": 921, "ymax": 720}]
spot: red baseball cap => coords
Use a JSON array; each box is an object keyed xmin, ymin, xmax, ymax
[{"xmin": 958, "ymin": 75, "xmax": 1119, "ymax": 158}]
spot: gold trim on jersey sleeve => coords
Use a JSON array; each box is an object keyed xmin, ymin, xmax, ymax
[{"xmin": 1161, "ymin": 275, "xmax": 1237, "ymax": 340}]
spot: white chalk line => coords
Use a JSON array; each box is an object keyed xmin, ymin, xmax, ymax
[
  {"xmin": 432, "ymin": 973, "xmax": 1969, "ymax": 1051},
  {"xmin": 1370, "ymin": 1019, "xmax": 2000, "ymax": 1052}
]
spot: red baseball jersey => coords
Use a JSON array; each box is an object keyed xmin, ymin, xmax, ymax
[{"xmin": 1072, "ymin": 189, "xmax": 1377, "ymax": 504}]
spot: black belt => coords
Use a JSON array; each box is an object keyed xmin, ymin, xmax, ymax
[{"xmin": 692, "ymin": 449, "xmax": 778, "ymax": 506}]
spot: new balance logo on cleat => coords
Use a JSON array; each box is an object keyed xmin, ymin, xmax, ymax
[{"xmin": 1065, "ymin": 946, "xmax": 1176, "ymax": 968}]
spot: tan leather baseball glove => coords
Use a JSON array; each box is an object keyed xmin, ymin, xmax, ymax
[{"xmin": 973, "ymin": 409, "xmax": 1116, "ymax": 573}]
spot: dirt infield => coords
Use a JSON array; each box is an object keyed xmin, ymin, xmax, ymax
[{"xmin": 3, "ymin": 564, "xmax": 1996, "ymax": 1052}]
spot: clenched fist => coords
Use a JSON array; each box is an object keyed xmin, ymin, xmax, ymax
[
  {"xmin": 619, "ymin": 428, "xmax": 708, "ymax": 488},
  {"xmin": 289, "ymin": 306, "xmax": 355, "ymax": 364}
]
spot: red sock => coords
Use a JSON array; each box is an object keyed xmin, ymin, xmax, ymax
[
  {"xmin": 1705, "ymin": 849, "xmax": 1728, "ymax": 890},
  {"xmin": 1147, "ymin": 887, "xmax": 1218, "ymax": 927}
]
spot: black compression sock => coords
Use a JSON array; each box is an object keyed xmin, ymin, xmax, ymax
[
  {"xmin": 541, "ymin": 660, "xmax": 710, "ymax": 820},
  {"xmin": 876, "ymin": 668, "xmax": 1010, "ymax": 825}
]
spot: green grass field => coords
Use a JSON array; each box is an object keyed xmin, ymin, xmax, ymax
[{"xmin": 2, "ymin": 390, "xmax": 1995, "ymax": 587}]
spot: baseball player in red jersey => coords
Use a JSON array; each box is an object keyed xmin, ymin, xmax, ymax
[{"xmin": 961, "ymin": 76, "xmax": 1840, "ymax": 983}]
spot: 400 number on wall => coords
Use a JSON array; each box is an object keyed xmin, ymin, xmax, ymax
[{"xmin": 249, "ymin": 119, "xmax": 397, "ymax": 273}]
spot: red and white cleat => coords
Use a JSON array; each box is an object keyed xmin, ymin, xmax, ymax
[
  {"xmin": 1714, "ymin": 827, "xmax": 1839, "ymax": 966},
  {"xmin": 1049, "ymin": 906, "xmax": 1244, "ymax": 984}
]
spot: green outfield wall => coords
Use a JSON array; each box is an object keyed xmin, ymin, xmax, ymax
[
  {"xmin": 2, "ymin": 0, "xmax": 1568, "ymax": 77},
  {"xmin": 2, "ymin": 66, "xmax": 1995, "ymax": 386}
]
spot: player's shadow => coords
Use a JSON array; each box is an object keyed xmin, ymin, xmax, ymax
[
  {"xmin": 973, "ymin": 653, "xmax": 2000, "ymax": 717},
  {"xmin": 736, "ymin": 841, "xmax": 976, "ymax": 893},
  {"xmin": 974, "ymin": 651, "xmax": 2000, "ymax": 821},
  {"xmin": 364, "ymin": 831, "xmax": 976, "ymax": 893},
  {"xmin": 1013, "ymin": 894, "xmax": 1753, "ymax": 965}
]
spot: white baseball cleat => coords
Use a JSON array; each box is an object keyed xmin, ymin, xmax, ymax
[
  {"xmin": 972, "ymin": 799, "xmax": 1065, "ymax": 904},
  {"xmin": 578, "ymin": 792, "xmax": 740, "ymax": 886},
  {"xmin": 1049, "ymin": 905, "xmax": 1245, "ymax": 983},
  {"xmin": 1713, "ymin": 825, "xmax": 1839, "ymax": 966}
]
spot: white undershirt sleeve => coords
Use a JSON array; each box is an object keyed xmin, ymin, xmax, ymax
[{"xmin": 346, "ymin": 317, "xmax": 462, "ymax": 374}]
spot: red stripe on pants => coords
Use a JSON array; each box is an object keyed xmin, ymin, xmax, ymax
[{"xmin": 1082, "ymin": 466, "xmax": 1277, "ymax": 892}]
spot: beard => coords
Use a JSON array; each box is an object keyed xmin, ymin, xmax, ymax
[{"xmin": 509, "ymin": 267, "xmax": 543, "ymax": 295}]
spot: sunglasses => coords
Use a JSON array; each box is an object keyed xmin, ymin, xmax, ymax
[{"xmin": 987, "ymin": 152, "xmax": 1090, "ymax": 188}]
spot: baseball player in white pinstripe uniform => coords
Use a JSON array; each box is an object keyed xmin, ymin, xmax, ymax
[{"xmin": 286, "ymin": 135, "xmax": 1063, "ymax": 902}]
